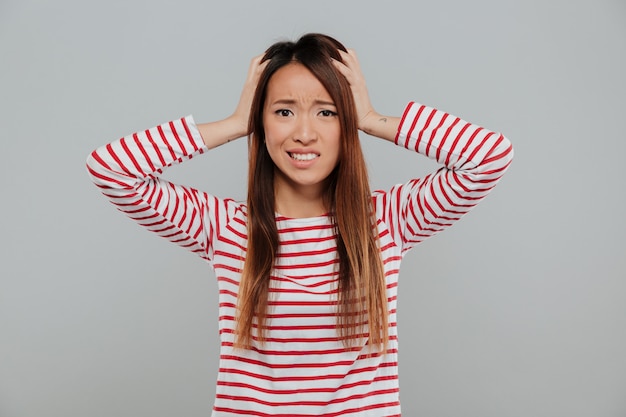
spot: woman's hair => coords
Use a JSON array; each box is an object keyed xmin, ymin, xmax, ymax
[{"xmin": 235, "ymin": 33, "xmax": 388, "ymax": 351}]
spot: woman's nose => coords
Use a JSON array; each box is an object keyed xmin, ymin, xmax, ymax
[{"xmin": 293, "ymin": 115, "xmax": 317, "ymax": 144}]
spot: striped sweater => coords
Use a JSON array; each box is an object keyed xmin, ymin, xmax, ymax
[{"xmin": 86, "ymin": 101, "xmax": 513, "ymax": 416}]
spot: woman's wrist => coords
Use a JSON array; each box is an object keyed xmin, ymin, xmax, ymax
[
  {"xmin": 360, "ymin": 111, "xmax": 400, "ymax": 142},
  {"xmin": 198, "ymin": 116, "xmax": 248, "ymax": 149}
]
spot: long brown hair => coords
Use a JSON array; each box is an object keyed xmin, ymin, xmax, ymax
[{"xmin": 235, "ymin": 33, "xmax": 388, "ymax": 351}]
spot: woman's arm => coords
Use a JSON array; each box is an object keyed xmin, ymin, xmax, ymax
[
  {"xmin": 382, "ymin": 102, "xmax": 514, "ymax": 253},
  {"xmin": 86, "ymin": 116, "xmax": 221, "ymax": 261},
  {"xmin": 86, "ymin": 56, "xmax": 267, "ymax": 261},
  {"xmin": 334, "ymin": 49, "xmax": 514, "ymax": 253}
]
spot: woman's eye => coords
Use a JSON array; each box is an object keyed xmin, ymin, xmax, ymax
[
  {"xmin": 276, "ymin": 109, "xmax": 292, "ymax": 117},
  {"xmin": 319, "ymin": 110, "xmax": 337, "ymax": 117}
]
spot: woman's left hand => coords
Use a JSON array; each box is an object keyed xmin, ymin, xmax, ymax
[
  {"xmin": 333, "ymin": 49, "xmax": 400, "ymax": 141},
  {"xmin": 333, "ymin": 49, "xmax": 377, "ymax": 132}
]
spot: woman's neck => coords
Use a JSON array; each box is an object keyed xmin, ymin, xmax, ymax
[{"xmin": 273, "ymin": 178, "xmax": 329, "ymax": 219}]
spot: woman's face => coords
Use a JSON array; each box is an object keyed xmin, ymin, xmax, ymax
[{"xmin": 263, "ymin": 62, "xmax": 341, "ymax": 200}]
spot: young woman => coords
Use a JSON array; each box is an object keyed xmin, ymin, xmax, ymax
[{"xmin": 87, "ymin": 33, "xmax": 513, "ymax": 416}]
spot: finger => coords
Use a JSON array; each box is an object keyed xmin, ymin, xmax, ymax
[
  {"xmin": 248, "ymin": 55, "xmax": 262, "ymax": 74},
  {"xmin": 339, "ymin": 49, "xmax": 361, "ymax": 70},
  {"xmin": 332, "ymin": 57, "xmax": 350, "ymax": 76}
]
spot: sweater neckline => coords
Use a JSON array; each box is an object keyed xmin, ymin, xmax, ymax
[{"xmin": 275, "ymin": 212, "xmax": 333, "ymax": 224}]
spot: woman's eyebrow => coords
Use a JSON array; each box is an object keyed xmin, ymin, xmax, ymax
[{"xmin": 270, "ymin": 99, "xmax": 336, "ymax": 106}]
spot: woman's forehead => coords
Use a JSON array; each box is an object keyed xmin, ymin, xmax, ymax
[{"xmin": 266, "ymin": 63, "xmax": 333, "ymax": 104}]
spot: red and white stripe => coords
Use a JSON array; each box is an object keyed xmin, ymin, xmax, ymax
[{"xmin": 86, "ymin": 102, "xmax": 513, "ymax": 416}]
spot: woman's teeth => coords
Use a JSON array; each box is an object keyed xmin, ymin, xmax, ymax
[{"xmin": 290, "ymin": 153, "xmax": 317, "ymax": 161}]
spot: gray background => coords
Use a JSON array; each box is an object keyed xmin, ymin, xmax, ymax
[{"xmin": 1, "ymin": 0, "xmax": 625, "ymax": 416}]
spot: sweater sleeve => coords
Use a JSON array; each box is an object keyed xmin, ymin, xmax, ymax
[
  {"xmin": 86, "ymin": 116, "xmax": 224, "ymax": 263},
  {"xmin": 374, "ymin": 101, "xmax": 514, "ymax": 254}
]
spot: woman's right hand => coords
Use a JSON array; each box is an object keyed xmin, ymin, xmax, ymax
[
  {"xmin": 230, "ymin": 54, "xmax": 268, "ymax": 137},
  {"xmin": 198, "ymin": 55, "xmax": 268, "ymax": 148}
]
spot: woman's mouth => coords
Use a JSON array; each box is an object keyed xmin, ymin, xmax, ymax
[{"xmin": 288, "ymin": 152, "xmax": 318, "ymax": 161}]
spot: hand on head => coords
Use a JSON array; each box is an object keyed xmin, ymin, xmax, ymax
[
  {"xmin": 332, "ymin": 49, "xmax": 378, "ymax": 132},
  {"xmin": 231, "ymin": 55, "xmax": 269, "ymax": 136}
]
